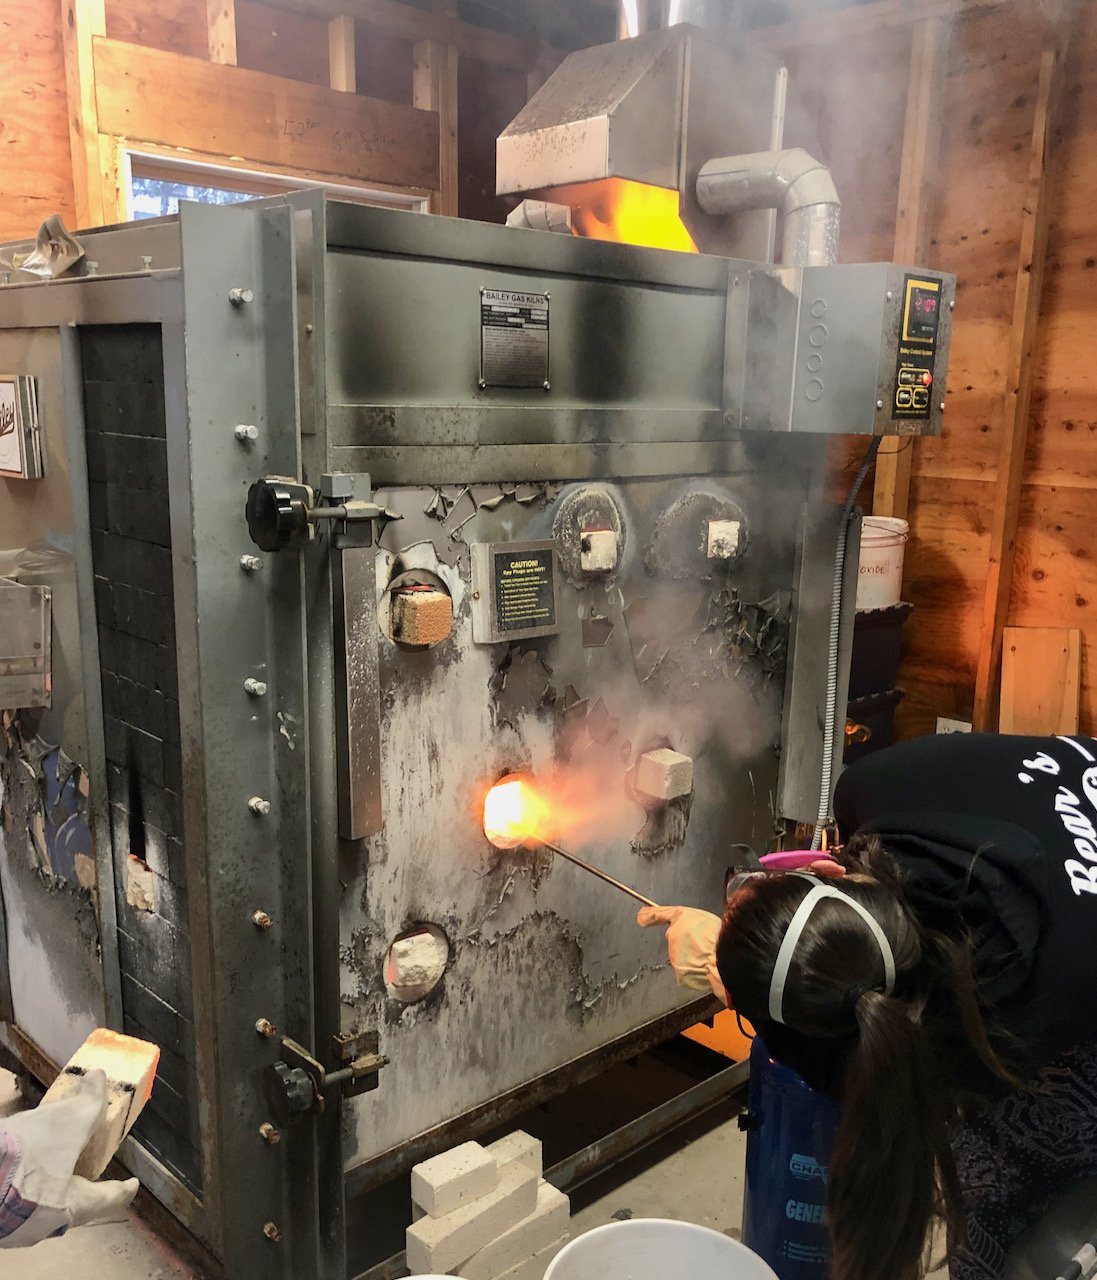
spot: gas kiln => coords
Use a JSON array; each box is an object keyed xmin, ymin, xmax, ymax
[{"xmin": 0, "ymin": 23, "xmax": 951, "ymax": 1280}]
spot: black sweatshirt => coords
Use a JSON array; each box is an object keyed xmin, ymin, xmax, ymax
[{"xmin": 833, "ymin": 732, "xmax": 1097, "ymax": 1079}]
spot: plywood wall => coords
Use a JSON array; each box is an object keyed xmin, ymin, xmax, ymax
[
  {"xmin": 766, "ymin": 1, "xmax": 1094, "ymax": 737},
  {"xmin": 0, "ymin": 0, "xmax": 76, "ymax": 241},
  {"xmin": 1012, "ymin": 1, "xmax": 1097, "ymax": 727}
]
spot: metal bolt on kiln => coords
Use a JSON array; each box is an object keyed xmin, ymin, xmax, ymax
[
  {"xmin": 229, "ymin": 287, "xmax": 254, "ymax": 306},
  {"xmin": 248, "ymin": 796, "xmax": 271, "ymax": 816},
  {"xmin": 255, "ymin": 1017, "xmax": 277, "ymax": 1038},
  {"xmin": 252, "ymin": 909, "xmax": 273, "ymax": 930},
  {"xmin": 240, "ymin": 554, "xmax": 263, "ymax": 572},
  {"xmin": 244, "ymin": 678, "xmax": 267, "ymax": 697},
  {"xmin": 262, "ymin": 1222, "xmax": 282, "ymax": 1242},
  {"xmin": 235, "ymin": 423, "xmax": 259, "ymax": 442},
  {"xmin": 259, "ymin": 1123, "xmax": 280, "ymax": 1144}
]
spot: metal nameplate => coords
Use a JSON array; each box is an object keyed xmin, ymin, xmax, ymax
[{"xmin": 479, "ymin": 288, "xmax": 549, "ymax": 389}]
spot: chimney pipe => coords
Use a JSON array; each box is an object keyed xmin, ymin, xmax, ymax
[
  {"xmin": 618, "ymin": 0, "xmax": 719, "ymax": 38},
  {"xmin": 696, "ymin": 147, "xmax": 841, "ymax": 267}
]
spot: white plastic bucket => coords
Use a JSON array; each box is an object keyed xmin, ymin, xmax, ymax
[
  {"xmin": 856, "ymin": 516, "xmax": 909, "ymax": 610},
  {"xmin": 543, "ymin": 1219, "xmax": 779, "ymax": 1280}
]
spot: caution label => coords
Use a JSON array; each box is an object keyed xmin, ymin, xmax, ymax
[
  {"xmin": 494, "ymin": 547, "xmax": 556, "ymax": 632},
  {"xmin": 480, "ymin": 289, "xmax": 549, "ymax": 388}
]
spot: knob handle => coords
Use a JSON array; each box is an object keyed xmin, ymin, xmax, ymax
[
  {"xmin": 264, "ymin": 1061, "xmax": 315, "ymax": 1126},
  {"xmin": 245, "ymin": 479, "xmax": 312, "ymax": 552}
]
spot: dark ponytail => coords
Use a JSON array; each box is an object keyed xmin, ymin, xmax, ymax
[
  {"xmin": 829, "ymin": 989, "xmax": 954, "ymax": 1280},
  {"xmin": 716, "ymin": 836, "xmax": 1016, "ymax": 1280}
]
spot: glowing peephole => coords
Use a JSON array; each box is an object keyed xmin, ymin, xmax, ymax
[{"xmin": 483, "ymin": 774, "xmax": 546, "ymax": 850}]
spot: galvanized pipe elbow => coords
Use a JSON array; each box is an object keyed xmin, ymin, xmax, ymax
[{"xmin": 695, "ymin": 147, "xmax": 841, "ymax": 267}]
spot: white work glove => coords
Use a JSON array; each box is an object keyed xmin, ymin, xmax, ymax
[
  {"xmin": 0, "ymin": 1068, "xmax": 139, "ymax": 1247},
  {"xmin": 638, "ymin": 905, "xmax": 728, "ymax": 1006}
]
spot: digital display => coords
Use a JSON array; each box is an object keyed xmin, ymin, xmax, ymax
[{"xmin": 903, "ymin": 280, "xmax": 942, "ymax": 344}]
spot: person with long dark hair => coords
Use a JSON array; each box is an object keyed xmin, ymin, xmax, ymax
[{"xmin": 640, "ymin": 732, "xmax": 1097, "ymax": 1280}]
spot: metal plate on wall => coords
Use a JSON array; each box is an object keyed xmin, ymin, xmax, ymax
[
  {"xmin": 479, "ymin": 289, "xmax": 549, "ymax": 389},
  {"xmin": 0, "ymin": 580, "xmax": 51, "ymax": 709}
]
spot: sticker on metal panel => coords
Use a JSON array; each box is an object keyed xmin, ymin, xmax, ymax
[
  {"xmin": 493, "ymin": 546, "xmax": 556, "ymax": 632},
  {"xmin": 480, "ymin": 288, "xmax": 549, "ymax": 389}
]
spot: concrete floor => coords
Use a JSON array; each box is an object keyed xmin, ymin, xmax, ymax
[{"xmin": 0, "ymin": 1068, "xmax": 949, "ymax": 1280}]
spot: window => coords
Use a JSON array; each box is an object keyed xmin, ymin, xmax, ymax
[{"xmin": 125, "ymin": 153, "xmax": 428, "ymax": 221}]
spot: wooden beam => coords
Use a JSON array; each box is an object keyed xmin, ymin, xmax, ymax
[
  {"xmin": 872, "ymin": 18, "xmax": 949, "ymax": 521},
  {"xmin": 61, "ymin": 0, "xmax": 107, "ymax": 229},
  {"xmin": 93, "ymin": 36, "xmax": 439, "ymax": 191},
  {"xmin": 328, "ymin": 14, "xmax": 356, "ymax": 92},
  {"xmin": 206, "ymin": 0, "xmax": 237, "ymax": 64},
  {"xmin": 412, "ymin": 39, "xmax": 458, "ymax": 217},
  {"xmin": 971, "ymin": 37, "xmax": 1066, "ymax": 731},
  {"xmin": 261, "ymin": 0, "xmax": 549, "ymax": 71},
  {"xmin": 746, "ymin": 0, "xmax": 1011, "ymax": 51}
]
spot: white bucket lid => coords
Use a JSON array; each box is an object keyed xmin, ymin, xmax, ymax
[{"xmin": 861, "ymin": 516, "xmax": 909, "ymax": 544}]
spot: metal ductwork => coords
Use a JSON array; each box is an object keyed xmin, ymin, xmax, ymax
[
  {"xmin": 697, "ymin": 147, "xmax": 841, "ymax": 268},
  {"xmin": 616, "ymin": 0, "xmax": 729, "ymax": 39},
  {"xmin": 496, "ymin": 24, "xmax": 826, "ymax": 260}
]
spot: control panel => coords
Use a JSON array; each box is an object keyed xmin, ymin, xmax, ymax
[{"xmin": 892, "ymin": 275, "xmax": 943, "ymax": 423}]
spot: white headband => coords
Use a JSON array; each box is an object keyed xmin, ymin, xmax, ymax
[{"xmin": 768, "ymin": 874, "xmax": 896, "ymax": 1025}]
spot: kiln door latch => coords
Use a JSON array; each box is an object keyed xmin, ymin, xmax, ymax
[
  {"xmin": 245, "ymin": 473, "xmax": 400, "ymax": 553},
  {"xmin": 264, "ymin": 1030, "xmax": 388, "ymax": 1126}
]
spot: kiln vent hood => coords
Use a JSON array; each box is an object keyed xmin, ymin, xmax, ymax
[
  {"xmin": 496, "ymin": 24, "xmax": 825, "ymax": 260},
  {"xmin": 497, "ymin": 27, "xmax": 687, "ymax": 197}
]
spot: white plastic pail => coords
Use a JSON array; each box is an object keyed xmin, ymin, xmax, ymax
[
  {"xmin": 856, "ymin": 516, "xmax": 909, "ymax": 610},
  {"xmin": 543, "ymin": 1219, "xmax": 779, "ymax": 1280}
]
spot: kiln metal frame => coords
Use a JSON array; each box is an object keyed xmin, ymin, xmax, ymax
[{"xmin": 0, "ymin": 193, "xmax": 859, "ymax": 1279}]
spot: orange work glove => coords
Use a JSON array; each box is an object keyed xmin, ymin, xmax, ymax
[{"xmin": 638, "ymin": 905, "xmax": 727, "ymax": 1006}]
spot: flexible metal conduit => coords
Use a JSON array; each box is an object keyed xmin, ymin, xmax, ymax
[
  {"xmin": 811, "ymin": 438, "xmax": 880, "ymax": 850},
  {"xmin": 696, "ymin": 148, "xmax": 841, "ymax": 268}
]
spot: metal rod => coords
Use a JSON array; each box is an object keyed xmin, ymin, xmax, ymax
[{"xmin": 539, "ymin": 839, "xmax": 659, "ymax": 908}]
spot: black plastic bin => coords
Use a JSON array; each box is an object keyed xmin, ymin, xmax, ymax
[
  {"xmin": 849, "ymin": 602, "xmax": 914, "ymax": 700},
  {"xmin": 845, "ymin": 688, "xmax": 905, "ymax": 763}
]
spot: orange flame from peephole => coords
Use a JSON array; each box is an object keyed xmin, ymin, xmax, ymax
[
  {"xmin": 483, "ymin": 775, "xmax": 549, "ymax": 850},
  {"xmin": 482, "ymin": 766, "xmax": 644, "ymax": 853},
  {"xmin": 549, "ymin": 178, "xmax": 698, "ymax": 254}
]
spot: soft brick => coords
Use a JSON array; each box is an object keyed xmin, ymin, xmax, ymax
[
  {"xmin": 406, "ymin": 1159, "xmax": 538, "ymax": 1275},
  {"xmin": 497, "ymin": 1233, "xmax": 569, "ymax": 1280},
  {"xmin": 635, "ymin": 747, "xmax": 694, "ymax": 800},
  {"xmin": 486, "ymin": 1131, "xmax": 542, "ymax": 1178},
  {"xmin": 410, "ymin": 1140, "xmax": 497, "ymax": 1218},
  {"xmin": 41, "ymin": 1028, "xmax": 160, "ymax": 1179},
  {"xmin": 460, "ymin": 1181, "xmax": 569, "ymax": 1280}
]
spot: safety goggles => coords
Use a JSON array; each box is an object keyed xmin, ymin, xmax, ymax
[{"xmin": 724, "ymin": 849, "xmax": 838, "ymax": 903}]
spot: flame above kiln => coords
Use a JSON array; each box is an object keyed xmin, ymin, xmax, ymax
[{"xmin": 553, "ymin": 178, "xmax": 698, "ymax": 253}]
